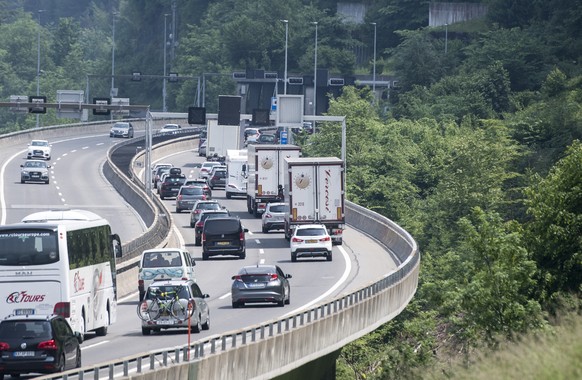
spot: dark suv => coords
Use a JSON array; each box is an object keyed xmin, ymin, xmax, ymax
[
  {"xmin": 159, "ymin": 174, "xmax": 186, "ymax": 200},
  {"xmin": 0, "ymin": 314, "xmax": 83, "ymax": 377},
  {"xmin": 202, "ymin": 217, "xmax": 248, "ymax": 260},
  {"xmin": 208, "ymin": 168, "xmax": 226, "ymax": 189}
]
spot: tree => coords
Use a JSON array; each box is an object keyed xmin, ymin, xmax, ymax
[{"xmin": 524, "ymin": 140, "xmax": 582, "ymax": 301}]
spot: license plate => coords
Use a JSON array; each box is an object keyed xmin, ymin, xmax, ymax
[
  {"xmin": 156, "ymin": 319, "xmax": 175, "ymax": 325},
  {"xmin": 14, "ymin": 308, "xmax": 35, "ymax": 315},
  {"xmin": 32, "ymin": 174, "xmax": 40, "ymax": 178},
  {"xmin": 307, "ymin": 239, "xmax": 318, "ymax": 243},
  {"xmin": 216, "ymin": 241, "xmax": 229, "ymax": 246},
  {"xmin": 171, "ymin": 188, "xmax": 179, "ymax": 191},
  {"xmin": 14, "ymin": 351, "xmax": 35, "ymax": 357},
  {"xmin": 248, "ymin": 283, "xmax": 266, "ymax": 288}
]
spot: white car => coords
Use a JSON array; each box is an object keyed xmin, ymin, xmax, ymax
[
  {"xmin": 159, "ymin": 124, "xmax": 182, "ymax": 134},
  {"xmin": 27, "ymin": 139, "xmax": 52, "ymax": 160},
  {"xmin": 261, "ymin": 203, "xmax": 287, "ymax": 233},
  {"xmin": 290, "ymin": 224, "xmax": 333, "ymax": 262},
  {"xmin": 198, "ymin": 161, "xmax": 223, "ymax": 179}
]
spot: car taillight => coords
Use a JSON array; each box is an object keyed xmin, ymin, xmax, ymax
[
  {"xmin": 38, "ymin": 339, "xmax": 58, "ymax": 350},
  {"xmin": 202, "ymin": 233, "xmax": 206, "ymax": 242},
  {"xmin": 202, "ymin": 195, "xmax": 206, "ymax": 200},
  {"xmin": 233, "ymin": 275, "xmax": 243, "ymax": 282},
  {"xmin": 291, "ymin": 237, "xmax": 303, "ymax": 243},
  {"xmin": 54, "ymin": 302, "xmax": 70, "ymax": 318},
  {"xmin": 0, "ymin": 342, "xmax": 9, "ymax": 350},
  {"xmin": 196, "ymin": 221, "xmax": 203, "ymax": 228},
  {"xmin": 320, "ymin": 236, "xmax": 331, "ymax": 242},
  {"xmin": 240, "ymin": 231, "xmax": 245, "ymax": 241},
  {"xmin": 264, "ymin": 213, "xmax": 273, "ymax": 219},
  {"xmin": 195, "ymin": 209, "xmax": 201, "ymax": 214},
  {"xmin": 177, "ymin": 195, "xmax": 183, "ymax": 200},
  {"xmin": 269, "ymin": 274, "xmax": 279, "ymax": 281}
]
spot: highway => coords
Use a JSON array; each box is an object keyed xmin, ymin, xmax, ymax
[{"xmin": 0, "ymin": 128, "xmax": 397, "ymax": 368}]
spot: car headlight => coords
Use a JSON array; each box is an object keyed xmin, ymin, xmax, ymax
[{"xmin": 22, "ymin": 170, "xmax": 29, "ymax": 175}]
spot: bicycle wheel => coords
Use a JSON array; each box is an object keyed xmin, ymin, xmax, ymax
[
  {"xmin": 171, "ymin": 299, "xmax": 193, "ymax": 321},
  {"xmin": 137, "ymin": 299, "xmax": 161, "ymax": 321}
]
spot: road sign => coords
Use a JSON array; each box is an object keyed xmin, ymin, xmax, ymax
[
  {"xmin": 93, "ymin": 97, "xmax": 111, "ymax": 116},
  {"xmin": 9, "ymin": 95, "xmax": 28, "ymax": 113},
  {"xmin": 57, "ymin": 90, "xmax": 84, "ymax": 119},
  {"xmin": 29, "ymin": 96, "xmax": 47, "ymax": 114},
  {"xmin": 280, "ymin": 130, "xmax": 288, "ymax": 144}
]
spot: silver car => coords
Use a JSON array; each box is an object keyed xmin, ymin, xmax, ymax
[
  {"xmin": 20, "ymin": 160, "xmax": 51, "ymax": 184},
  {"xmin": 261, "ymin": 203, "xmax": 287, "ymax": 233},
  {"xmin": 231, "ymin": 264, "xmax": 291, "ymax": 308}
]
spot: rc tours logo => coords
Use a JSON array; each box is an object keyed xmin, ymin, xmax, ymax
[{"xmin": 6, "ymin": 291, "xmax": 46, "ymax": 303}]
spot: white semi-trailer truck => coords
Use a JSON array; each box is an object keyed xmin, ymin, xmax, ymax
[
  {"xmin": 246, "ymin": 144, "xmax": 301, "ymax": 217},
  {"xmin": 283, "ymin": 157, "xmax": 345, "ymax": 245}
]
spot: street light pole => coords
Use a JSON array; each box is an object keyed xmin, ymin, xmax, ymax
[
  {"xmin": 445, "ymin": 23, "xmax": 448, "ymax": 54},
  {"xmin": 36, "ymin": 9, "xmax": 44, "ymax": 128},
  {"xmin": 312, "ymin": 21, "xmax": 318, "ymax": 116},
  {"xmin": 163, "ymin": 14, "xmax": 169, "ymax": 112},
  {"xmin": 111, "ymin": 11, "xmax": 118, "ymax": 100},
  {"xmin": 281, "ymin": 19, "xmax": 288, "ymax": 95},
  {"xmin": 371, "ymin": 22, "xmax": 377, "ymax": 100}
]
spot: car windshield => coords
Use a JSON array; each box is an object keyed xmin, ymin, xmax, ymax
[
  {"xmin": 260, "ymin": 135, "xmax": 275, "ymax": 143},
  {"xmin": 146, "ymin": 285, "xmax": 189, "ymax": 300},
  {"xmin": 24, "ymin": 161, "xmax": 47, "ymax": 168},
  {"xmin": 114, "ymin": 123, "xmax": 129, "ymax": 129},
  {"xmin": 142, "ymin": 251, "xmax": 182, "ymax": 268},
  {"xmin": 31, "ymin": 141, "xmax": 48, "ymax": 147},
  {"xmin": 204, "ymin": 218, "xmax": 239, "ymax": 234},
  {"xmin": 269, "ymin": 205, "xmax": 286, "ymax": 213},
  {"xmin": 165, "ymin": 177, "xmax": 185, "ymax": 184},
  {"xmin": 180, "ymin": 187, "xmax": 204, "ymax": 196},
  {"xmin": 201, "ymin": 212, "xmax": 229, "ymax": 223},
  {"xmin": 296, "ymin": 228, "xmax": 327, "ymax": 237},
  {"xmin": 197, "ymin": 203, "xmax": 220, "ymax": 211},
  {"xmin": 0, "ymin": 320, "xmax": 52, "ymax": 339}
]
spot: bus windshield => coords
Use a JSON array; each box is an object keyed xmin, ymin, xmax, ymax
[{"xmin": 0, "ymin": 230, "xmax": 59, "ymax": 266}]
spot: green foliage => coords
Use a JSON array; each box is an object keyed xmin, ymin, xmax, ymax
[{"xmin": 524, "ymin": 140, "xmax": 582, "ymax": 300}]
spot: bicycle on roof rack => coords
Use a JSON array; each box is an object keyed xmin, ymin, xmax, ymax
[{"xmin": 137, "ymin": 285, "xmax": 193, "ymax": 322}]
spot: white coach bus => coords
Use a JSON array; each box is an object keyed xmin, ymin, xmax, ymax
[{"xmin": 0, "ymin": 209, "xmax": 122, "ymax": 337}]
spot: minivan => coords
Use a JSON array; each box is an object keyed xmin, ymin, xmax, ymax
[
  {"xmin": 202, "ymin": 217, "xmax": 248, "ymax": 260},
  {"xmin": 137, "ymin": 248, "xmax": 196, "ymax": 300}
]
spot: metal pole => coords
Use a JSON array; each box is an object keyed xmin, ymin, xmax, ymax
[
  {"xmin": 163, "ymin": 14, "xmax": 169, "ymax": 112},
  {"xmin": 36, "ymin": 10, "xmax": 44, "ymax": 128},
  {"xmin": 313, "ymin": 21, "xmax": 318, "ymax": 116},
  {"xmin": 111, "ymin": 10, "xmax": 118, "ymax": 120},
  {"xmin": 202, "ymin": 74, "xmax": 206, "ymax": 108},
  {"xmin": 281, "ymin": 20, "xmax": 288, "ymax": 95},
  {"xmin": 371, "ymin": 22, "xmax": 377, "ymax": 99}
]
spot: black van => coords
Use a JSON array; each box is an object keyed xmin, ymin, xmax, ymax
[{"xmin": 202, "ymin": 217, "xmax": 248, "ymax": 260}]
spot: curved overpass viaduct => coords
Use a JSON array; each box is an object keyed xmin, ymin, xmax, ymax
[{"xmin": 0, "ymin": 119, "xmax": 419, "ymax": 380}]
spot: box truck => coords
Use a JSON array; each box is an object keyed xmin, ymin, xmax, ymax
[
  {"xmin": 206, "ymin": 124, "xmax": 241, "ymax": 161},
  {"xmin": 284, "ymin": 157, "xmax": 345, "ymax": 245},
  {"xmin": 246, "ymin": 144, "xmax": 301, "ymax": 217}
]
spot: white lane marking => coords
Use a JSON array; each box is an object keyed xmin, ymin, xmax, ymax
[
  {"xmin": 219, "ymin": 293, "xmax": 231, "ymax": 300},
  {"xmin": 260, "ymin": 258, "xmax": 265, "ymax": 264},
  {"xmin": 255, "ymin": 239, "xmax": 261, "ymax": 244},
  {"xmin": 259, "ymin": 249, "xmax": 264, "ymax": 255},
  {"xmin": 82, "ymin": 146, "xmax": 89, "ymax": 150},
  {"xmin": 284, "ymin": 245, "xmax": 351, "ymax": 317},
  {"xmin": 81, "ymin": 341, "xmax": 110, "ymax": 350}
]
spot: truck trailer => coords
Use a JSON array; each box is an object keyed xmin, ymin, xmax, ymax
[
  {"xmin": 283, "ymin": 157, "xmax": 345, "ymax": 245},
  {"xmin": 206, "ymin": 123, "xmax": 241, "ymax": 161},
  {"xmin": 246, "ymin": 144, "xmax": 301, "ymax": 217}
]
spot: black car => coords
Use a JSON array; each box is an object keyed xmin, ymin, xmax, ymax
[
  {"xmin": 207, "ymin": 168, "xmax": 227, "ymax": 189},
  {"xmin": 0, "ymin": 314, "xmax": 83, "ymax": 377},
  {"xmin": 194, "ymin": 209, "xmax": 231, "ymax": 246},
  {"xmin": 202, "ymin": 217, "xmax": 248, "ymax": 260},
  {"xmin": 158, "ymin": 174, "xmax": 186, "ymax": 200}
]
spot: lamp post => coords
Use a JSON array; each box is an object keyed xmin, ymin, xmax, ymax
[
  {"xmin": 111, "ymin": 11, "xmax": 118, "ymax": 100},
  {"xmin": 281, "ymin": 19, "xmax": 288, "ymax": 94},
  {"xmin": 163, "ymin": 14, "xmax": 169, "ymax": 112},
  {"xmin": 371, "ymin": 22, "xmax": 377, "ymax": 99},
  {"xmin": 312, "ymin": 21, "xmax": 318, "ymax": 115},
  {"xmin": 36, "ymin": 9, "xmax": 44, "ymax": 128}
]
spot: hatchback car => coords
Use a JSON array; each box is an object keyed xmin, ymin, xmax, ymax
[
  {"xmin": 207, "ymin": 168, "xmax": 227, "ymax": 189},
  {"xmin": 175, "ymin": 185, "xmax": 208, "ymax": 213},
  {"xmin": 109, "ymin": 121, "xmax": 134, "ymax": 138},
  {"xmin": 231, "ymin": 264, "xmax": 292, "ymax": 308},
  {"xmin": 151, "ymin": 163, "xmax": 173, "ymax": 183},
  {"xmin": 261, "ymin": 203, "xmax": 287, "ymax": 233},
  {"xmin": 290, "ymin": 224, "xmax": 333, "ymax": 262},
  {"xmin": 139, "ymin": 279, "xmax": 210, "ymax": 336},
  {"xmin": 20, "ymin": 160, "xmax": 51, "ymax": 184},
  {"xmin": 0, "ymin": 314, "xmax": 83, "ymax": 377},
  {"xmin": 27, "ymin": 139, "xmax": 52, "ymax": 160},
  {"xmin": 202, "ymin": 217, "xmax": 248, "ymax": 260},
  {"xmin": 194, "ymin": 209, "xmax": 231, "ymax": 246},
  {"xmin": 189, "ymin": 200, "xmax": 223, "ymax": 227},
  {"xmin": 158, "ymin": 174, "xmax": 186, "ymax": 200},
  {"xmin": 256, "ymin": 133, "xmax": 277, "ymax": 144}
]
